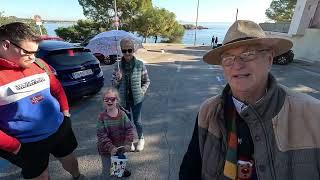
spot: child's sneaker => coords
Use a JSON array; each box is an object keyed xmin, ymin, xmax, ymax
[
  {"xmin": 136, "ymin": 138, "xmax": 145, "ymax": 151},
  {"xmin": 122, "ymin": 169, "xmax": 131, "ymax": 177},
  {"xmin": 130, "ymin": 142, "xmax": 135, "ymax": 151}
]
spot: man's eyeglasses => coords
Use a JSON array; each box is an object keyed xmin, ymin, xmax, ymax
[
  {"xmin": 103, "ymin": 97, "xmax": 117, "ymax": 102},
  {"xmin": 221, "ymin": 49, "xmax": 271, "ymax": 67},
  {"xmin": 10, "ymin": 41, "xmax": 39, "ymax": 56},
  {"xmin": 121, "ymin": 49, "xmax": 133, "ymax": 54}
]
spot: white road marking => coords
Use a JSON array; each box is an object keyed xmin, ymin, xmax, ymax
[{"xmin": 177, "ymin": 64, "xmax": 181, "ymax": 72}]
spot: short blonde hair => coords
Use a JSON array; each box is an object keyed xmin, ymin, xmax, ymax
[
  {"xmin": 103, "ymin": 87, "xmax": 120, "ymax": 101},
  {"xmin": 120, "ymin": 38, "xmax": 134, "ymax": 50}
]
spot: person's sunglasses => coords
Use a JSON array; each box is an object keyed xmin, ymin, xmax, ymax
[
  {"xmin": 10, "ymin": 41, "xmax": 39, "ymax": 56},
  {"xmin": 121, "ymin": 49, "xmax": 133, "ymax": 54},
  {"xmin": 103, "ymin": 97, "xmax": 117, "ymax": 102}
]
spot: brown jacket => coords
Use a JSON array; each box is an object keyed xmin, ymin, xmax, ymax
[{"xmin": 180, "ymin": 75, "xmax": 320, "ymax": 180}]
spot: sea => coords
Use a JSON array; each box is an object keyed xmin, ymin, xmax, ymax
[{"xmin": 44, "ymin": 22, "xmax": 232, "ymax": 45}]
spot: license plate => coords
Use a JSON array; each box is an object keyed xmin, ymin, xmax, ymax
[{"xmin": 72, "ymin": 69, "xmax": 93, "ymax": 79}]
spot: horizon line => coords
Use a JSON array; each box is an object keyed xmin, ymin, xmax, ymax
[{"xmin": 7, "ymin": 15, "xmax": 234, "ymax": 24}]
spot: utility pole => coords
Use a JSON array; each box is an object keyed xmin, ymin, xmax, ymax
[
  {"xmin": 194, "ymin": 0, "xmax": 200, "ymax": 46},
  {"xmin": 114, "ymin": 0, "xmax": 119, "ymax": 30},
  {"xmin": 236, "ymin": 8, "xmax": 238, "ymax": 21}
]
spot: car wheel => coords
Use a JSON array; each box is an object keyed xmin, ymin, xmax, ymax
[
  {"xmin": 275, "ymin": 56, "xmax": 290, "ymax": 65},
  {"xmin": 102, "ymin": 58, "xmax": 112, "ymax": 65},
  {"xmin": 109, "ymin": 59, "xmax": 117, "ymax": 65},
  {"xmin": 102, "ymin": 57, "xmax": 117, "ymax": 65},
  {"xmin": 273, "ymin": 50, "xmax": 294, "ymax": 65}
]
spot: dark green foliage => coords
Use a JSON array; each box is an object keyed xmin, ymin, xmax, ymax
[
  {"xmin": 77, "ymin": 0, "xmax": 184, "ymax": 43},
  {"xmin": 0, "ymin": 12, "xmax": 47, "ymax": 35},
  {"xmin": 265, "ymin": 0, "xmax": 297, "ymax": 22},
  {"xmin": 132, "ymin": 7, "xmax": 184, "ymax": 43},
  {"xmin": 77, "ymin": 0, "xmax": 152, "ymax": 28},
  {"xmin": 55, "ymin": 20, "xmax": 106, "ymax": 42}
]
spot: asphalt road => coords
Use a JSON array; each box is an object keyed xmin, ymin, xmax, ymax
[{"xmin": 1, "ymin": 57, "xmax": 320, "ymax": 179}]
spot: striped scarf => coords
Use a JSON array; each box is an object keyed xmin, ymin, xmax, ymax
[{"xmin": 223, "ymin": 95, "xmax": 238, "ymax": 180}]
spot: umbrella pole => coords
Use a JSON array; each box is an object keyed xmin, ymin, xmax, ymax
[
  {"xmin": 117, "ymin": 55, "xmax": 120, "ymax": 70},
  {"xmin": 116, "ymin": 36, "xmax": 120, "ymax": 71}
]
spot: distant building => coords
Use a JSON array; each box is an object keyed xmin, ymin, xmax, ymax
[
  {"xmin": 289, "ymin": 0, "xmax": 320, "ymax": 62},
  {"xmin": 263, "ymin": 0, "xmax": 320, "ymax": 63}
]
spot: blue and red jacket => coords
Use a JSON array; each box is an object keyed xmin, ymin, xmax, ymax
[{"xmin": 0, "ymin": 57, "xmax": 69, "ymax": 153}]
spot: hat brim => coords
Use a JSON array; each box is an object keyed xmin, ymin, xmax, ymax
[{"xmin": 203, "ymin": 38, "xmax": 293, "ymax": 65}]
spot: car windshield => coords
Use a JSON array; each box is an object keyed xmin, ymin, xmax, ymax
[{"xmin": 44, "ymin": 49, "xmax": 97, "ymax": 66}]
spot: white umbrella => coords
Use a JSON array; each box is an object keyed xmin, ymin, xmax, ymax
[
  {"xmin": 86, "ymin": 30, "xmax": 143, "ymax": 57},
  {"xmin": 86, "ymin": 30, "xmax": 143, "ymax": 69}
]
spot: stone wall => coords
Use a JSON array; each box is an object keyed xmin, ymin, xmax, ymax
[{"xmin": 259, "ymin": 23, "xmax": 291, "ymax": 33}]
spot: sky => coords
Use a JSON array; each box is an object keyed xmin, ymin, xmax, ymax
[{"xmin": 0, "ymin": 0, "xmax": 273, "ymax": 23}]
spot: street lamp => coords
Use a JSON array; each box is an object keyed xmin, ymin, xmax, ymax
[{"xmin": 194, "ymin": 0, "xmax": 200, "ymax": 46}]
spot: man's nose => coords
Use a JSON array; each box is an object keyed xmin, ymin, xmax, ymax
[
  {"xmin": 232, "ymin": 57, "xmax": 246, "ymax": 69},
  {"xmin": 29, "ymin": 53, "xmax": 36, "ymax": 60}
]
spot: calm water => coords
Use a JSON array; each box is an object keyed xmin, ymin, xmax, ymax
[{"xmin": 44, "ymin": 22, "xmax": 232, "ymax": 45}]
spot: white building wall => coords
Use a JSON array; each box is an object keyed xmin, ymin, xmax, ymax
[
  {"xmin": 291, "ymin": 28, "xmax": 320, "ymax": 62},
  {"xmin": 289, "ymin": 0, "xmax": 319, "ymax": 35},
  {"xmin": 310, "ymin": 0, "xmax": 320, "ymax": 27},
  {"xmin": 286, "ymin": 0, "xmax": 320, "ymax": 62}
]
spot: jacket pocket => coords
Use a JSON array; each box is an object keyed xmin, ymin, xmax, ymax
[{"xmin": 274, "ymin": 149, "xmax": 320, "ymax": 180}]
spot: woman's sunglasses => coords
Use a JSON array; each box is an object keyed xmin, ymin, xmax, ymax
[
  {"xmin": 121, "ymin": 49, "xmax": 133, "ymax": 54},
  {"xmin": 103, "ymin": 97, "xmax": 117, "ymax": 102}
]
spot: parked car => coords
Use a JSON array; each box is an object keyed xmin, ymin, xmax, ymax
[
  {"xmin": 36, "ymin": 40, "xmax": 104, "ymax": 100},
  {"xmin": 273, "ymin": 50, "xmax": 294, "ymax": 65},
  {"xmin": 93, "ymin": 53, "xmax": 118, "ymax": 65}
]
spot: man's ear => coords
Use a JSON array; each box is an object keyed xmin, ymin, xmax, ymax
[
  {"xmin": 1, "ymin": 40, "xmax": 10, "ymax": 50},
  {"xmin": 268, "ymin": 49, "xmax": 275, "ymax": 66}
]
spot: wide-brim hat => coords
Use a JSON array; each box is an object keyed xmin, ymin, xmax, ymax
[{"xmin": 203, "ymin": 20, "xmax": 293, "ymax": 65}]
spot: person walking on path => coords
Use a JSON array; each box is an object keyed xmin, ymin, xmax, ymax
[
  {"xmin": 211, "ymin": 35, "xmax": 215, "ymax": 48},
  {"xmin": 215, "ymin": 36, "xmax": 219, "ymax": 46},
  {"xmin": 0, "ymin": 22, "xmax": 84, "ymax": 179},
  {"xmin": 112, "ymin": 38, "xmax": 150, "ymax": 152},
  {"xmin": 97, "ymin": 88, "xmax": 134, "ymax": 178},
  {"xmin": 179, "ymin": 20, "xmax": 320, "ymax": 180}
]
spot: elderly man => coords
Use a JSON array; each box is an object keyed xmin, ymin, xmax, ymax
[
  {"xmin": 179, "ymin": 20, "xmax": 320, "ymax": 180},
  {"xmin": 112, "ymin": 38, "xmax": 150, "ymax": 152},
  {"xmin": 0, "ymin": 22, "xmax": 83, "ymax": 179}
]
